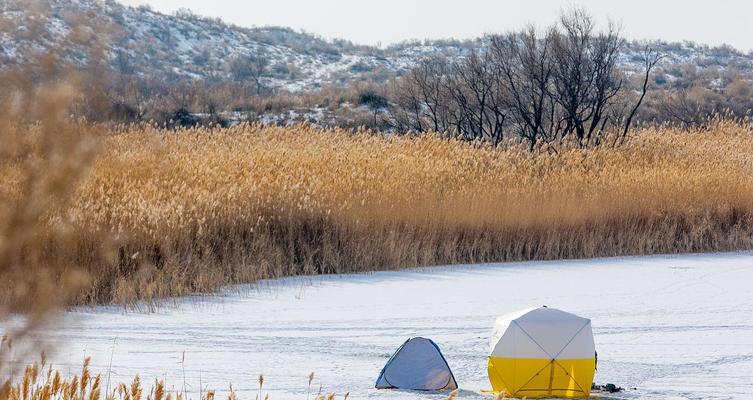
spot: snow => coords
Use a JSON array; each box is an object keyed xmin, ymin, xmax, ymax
[
  {"xmin": 256, "ymin": 107, "xmax": 336, "ymax": 127},
  {"xmin": 40, "ymin": 252, "xmax": 753, "ymax": 399},
  {"xmin": 4, "ymin": 2, "xmax": 753, "ymax": 91}
]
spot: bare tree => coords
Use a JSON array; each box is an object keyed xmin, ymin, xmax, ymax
[
  {"xmin": 228, "ymin": 51, "xmax": 269, "ymax": 96},
  {"xmin": 359, "ymin": 90, "xmax": 389, "ymax": 127},
  {"xmin": 389, "ymin": 75, "xmax": 425, "ymax": 132},
  {"xmin": 620, "ymin": 47, "xmax": 663, "ymax": 143},
  {"xmin": 658, "ymin": 86, "xmax": 720, "ymax": 127},
  {"xmin": 404, "ymin": 57, "xmax": 452, "ymax": 133},
  {"xmin": 550, "ymin": 10, "xmax": 624, "ymax": 146},
  {"xmin": 167, "ymin": 80, "xmax": 197, "ymax": 111},
  {"xmin": 450, "ymin": 50, "xmax": 507, "ymax": 142},
  {"xmin": 389, "ymin": 9, "xmax": 661, "ymax": 149},
  {"xmin": 248, "ymin": 53, "xmax": 269, "ymax": 96},
  {"xmin": 490, "ymin": 27, "xmax": 556, "ymax": 149},
  {"xmin": 388, "ymin": 57, "xmax": 458, "ymax": 135}
]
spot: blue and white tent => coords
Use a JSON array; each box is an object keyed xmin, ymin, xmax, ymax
[{"xmin": 375, "ymin": 337, "xmax": 458, "ymax": 391}]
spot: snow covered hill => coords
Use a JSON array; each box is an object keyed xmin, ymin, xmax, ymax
[{"xmin": 2, "ymin": 0, "xmax": 752, "ymax": 92}]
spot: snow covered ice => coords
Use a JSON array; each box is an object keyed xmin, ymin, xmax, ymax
[{"xmin": 45, "ymin": 252, "xmax": 753, "ymax": 399}]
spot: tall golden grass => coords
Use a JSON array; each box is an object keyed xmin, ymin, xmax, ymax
[
  {"xmin": 7, "ymin": 118, "xmax": 748, "ymax": 306},
  {"xmin": 0, "ymin": 85, "xmax": 752, "ymax": 399},
  {"xmin": 2, "ymin": 87, "xmax": 753, "ymax": 308},
  {"xmin": 0, "ymin": 355, "xmax": 347, "ymax": 400},
  {"xmin": 0, "ymin": 75, "xmax": 104, "ymax": 375}
]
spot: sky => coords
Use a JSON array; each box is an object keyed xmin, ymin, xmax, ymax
[{"xmin": 119, "ymin": 0, "xmax": 753, "ymax": 51}]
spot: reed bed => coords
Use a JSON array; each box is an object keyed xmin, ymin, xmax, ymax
[
  {"xmin": 3, "ymin": 120, "xmax": 753, "ymax": 306},
  {"xmin": 0, "ymin": 355, "xmax": 347, "ymax": 400}
]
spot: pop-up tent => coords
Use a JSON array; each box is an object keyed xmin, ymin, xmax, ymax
[
  {"xmin": 375, "ymin": 337, "xmax": 458, "ymax": 391},
  {"xmin": 488, "ymin": 307, "xmax": 596, "ymax": 398}
]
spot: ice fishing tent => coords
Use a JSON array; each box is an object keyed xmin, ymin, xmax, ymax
[
  {"xmin": 375, "ymin": 337, "xmax": 458, "ymax": 391},
  {"xmin": 488, "ymin": 307, "xmax": 596, "ymax": 398}
]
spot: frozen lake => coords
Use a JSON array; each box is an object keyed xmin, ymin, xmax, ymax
[{"xmin": 43, "ymin": 252, "xmax": 753, "ymax": 400}]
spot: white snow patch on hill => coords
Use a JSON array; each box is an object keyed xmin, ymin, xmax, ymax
[{"xmin": 2, "ymin": 0, "xmax": 752, "ymax": 92}]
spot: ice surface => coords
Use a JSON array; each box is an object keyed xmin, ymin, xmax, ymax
[{"xmin": 40, "ymin": 252, "xmax": 753, "ymax": 399}]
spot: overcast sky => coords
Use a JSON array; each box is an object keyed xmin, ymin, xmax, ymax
[{"xmin": 119, "ymin": 0, "xmax": 753, "ymax": 51}]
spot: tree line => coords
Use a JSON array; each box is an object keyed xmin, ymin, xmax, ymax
[{"xmin": 389, "ymin": 10, "xmax": 662, "ymax": 148}]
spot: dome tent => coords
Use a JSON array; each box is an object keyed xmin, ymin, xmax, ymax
[
  {"xmin": 375, "ymin": 337, "xmax": 458, "ymax": 391},
  {"xmin": 488, "ymin": 307, "xmax": 596, "ymax": 398}
]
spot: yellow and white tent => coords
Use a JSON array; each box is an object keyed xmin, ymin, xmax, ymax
[{"xmin": 488, "ymin": 307, "xmax": 596, "ymax": 398}]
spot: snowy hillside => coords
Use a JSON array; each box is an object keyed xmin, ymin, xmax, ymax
[
  {"xmin": 0, "ymin": 0, "xmax": 451, "ymax": 91},
  {"xmin": 2, "ymin": 0, "xmax": 752, "ymax": 92}
]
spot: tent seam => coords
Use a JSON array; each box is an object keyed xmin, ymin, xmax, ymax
[
  {"xmin": 553, "ymin": 320, "xmax": 591, "ymax": 360},
  {"xmin": 375, "ymin": 338, "xmax": 410, "ymax": 389},
  {"xmin": 429, "ymin": 339, "xmax": 458, "ymax": 390}
]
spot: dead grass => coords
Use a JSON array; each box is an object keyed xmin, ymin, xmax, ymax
[
  {"xmin": 7, "ymin": 118, "xmax": 750, "ymax": 306},
  {"xmin": 0, "ymin": 355, "xmax": 342, "ymax": 400},
  {"xmin": 2, "ymin": 95, "xmax": 753, "ymax": 307},
  {"xmin": 1, "ymin": 85, "xmax": 752, "ymax": 398},
  {"xmin": 0, "ymin": 75, "xmax": 103, "ymax": 376}
]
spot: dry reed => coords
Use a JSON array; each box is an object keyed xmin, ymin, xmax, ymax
[
  {"xmin": 3, "ymin": 118, "xmax": 753, "ymax": 307},
  {"xmin": 0, "ymin": 74, "xmax": 103, "ymax": 376},
  {"xmin": 0, "ymin": 355, "xmax": 334, "ymax": 400}
]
